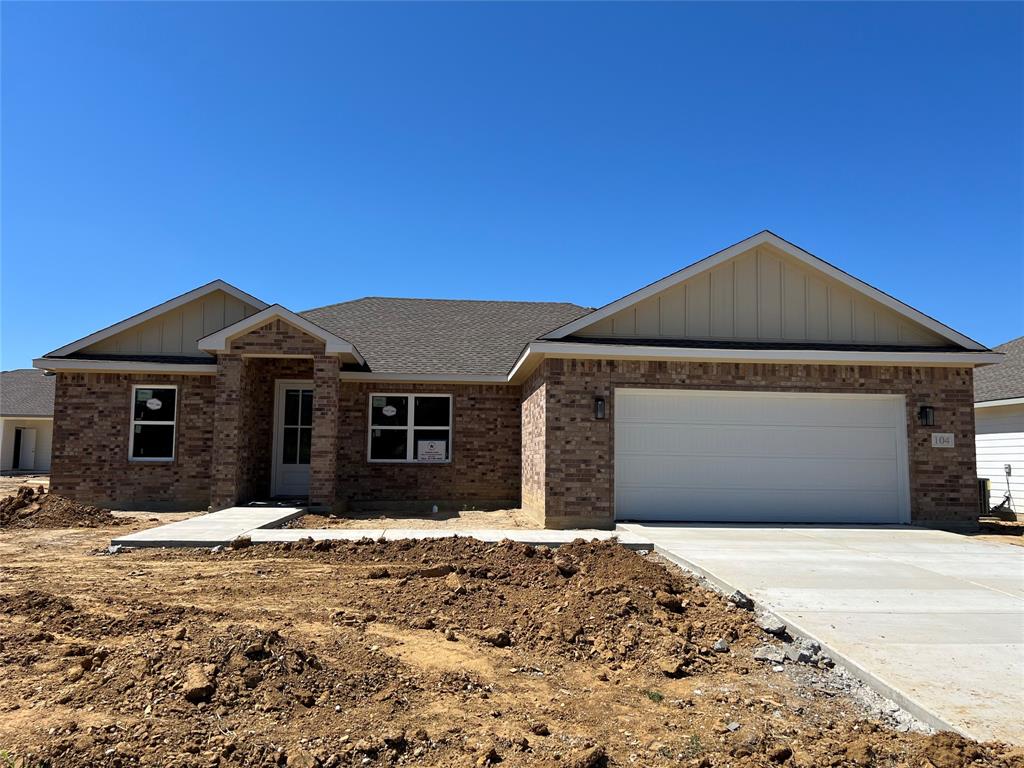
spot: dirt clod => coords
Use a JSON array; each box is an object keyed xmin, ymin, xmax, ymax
[{"xmin": 0, "ymin": 485, "xmax": 123, "ymax": 529}]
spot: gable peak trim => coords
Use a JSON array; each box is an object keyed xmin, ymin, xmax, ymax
[
  {"xmin": 45, "ymin": 279, "xmax": 269, "ymax": 358},
  {"xmin": 540, "ymin": 230, "xmax": 986, "ymax": 351}
]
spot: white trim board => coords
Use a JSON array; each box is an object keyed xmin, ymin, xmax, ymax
[
  {"xmin": 541, "ymin": 231, "xmax": 987, "ymax": 351},
  {"xmin": 46, "ymin": 280, "xmax": 268, "ymax": 358},
  {"xmin": 976, "ymin": 397, "xmax": 1024, "ymax": 409},
  {"xmin": 197, "ymin": 304, "xmax": 366, "ymax": 365},
  {"xmin": 33, "ymin": 358, "xmax": 217, "ymax": 375}
]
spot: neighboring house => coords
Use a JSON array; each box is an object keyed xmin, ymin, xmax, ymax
[
  {"xmin": 974, "ymin": 336, "xmax": 1024, "ymax": 517},
  {"xmin": 1, "ymin": 368, "xmax": 56, "ymax": 473},
  {"xmin": 33, "ymin": 231, "xmax": 1001, "ymax": 528}
]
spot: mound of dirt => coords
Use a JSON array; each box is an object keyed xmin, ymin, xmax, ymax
[
  {"xmin": 2, "ymin": 537, "xmax": 1022, "ymax": 768},
  {"xmin": 0, "ymin": 485, "xmax": 125, "ymax": 529}
]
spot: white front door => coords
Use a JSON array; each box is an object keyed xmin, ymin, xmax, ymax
[
  {"xmin": 272, "ymin": 380, "xmax": 313, "ymax": 498},
  {"xmin": 614, "ymin": 389, "xmax": 910, "ymax": 524},
  {"xmin": 15, "ymin": 428, "xmax": 37, "ymax": 471}
]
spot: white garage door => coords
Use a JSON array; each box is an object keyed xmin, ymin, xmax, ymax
[{"xmin": 614, "ymin": 389, "xmax": 909, "ymax": 524}]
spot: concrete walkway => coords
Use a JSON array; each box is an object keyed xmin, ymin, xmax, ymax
[
  {"xmin": 112, "ymin": 507, "xmax": 654, "ymax": 549},
  {"xmin": 620, "ymin": 523, "xmax": 1024, "ymax": 745}
]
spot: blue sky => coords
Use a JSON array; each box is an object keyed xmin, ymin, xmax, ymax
[{"xmin": 2, "ymin": 2, "xmax": 1021, "ymax": 369}]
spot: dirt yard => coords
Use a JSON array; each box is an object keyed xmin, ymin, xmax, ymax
[
  {"xmin": 2, "ymin": 511, "xmax": 1022, "ymax": 768},
  {"xmin": 288, "ymin": 508, "xmax": 539, "ymax": 530}
]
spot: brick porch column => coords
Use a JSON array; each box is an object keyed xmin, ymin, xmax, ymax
[
  {"xmin": 309, "ymin": 354, "xmax": 339, "ymax": 510},
  {"xmin": 210, "ymin": 354, "xmax": 244, "ymax": 510}
]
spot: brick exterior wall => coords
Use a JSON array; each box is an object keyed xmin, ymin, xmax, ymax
[
  {"xmin": 520, "ymin": 367, "xmax": 547, "ymax": 524},
  {"xmin": 310, "ymin": 356, "xmax": 340, "ymax": 509},
  {"xmin": 50, "ymin": 372, "xmax": 215, "ymax": 510},
  {"xmin": 526, "ymin": 358, "xmax": 979, "ymax": 530},
  {"xmin": 336, "ymin": 382, "xmax": 521, "ymax": 510},
  {"xmin": 228, "ymin": 319, "xmax": 326, "ymax": 357}
]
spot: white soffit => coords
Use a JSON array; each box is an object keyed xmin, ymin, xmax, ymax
[
  {"xmin": 197, "ymin": 304, "xmax": 365, "ymax": 364},
  {"xmin": 47, "ymin": 279, "xmax": 269, "ymax": 358},
  {"xmin": 542, "ymin": 231, "xmax": 987, "ymax": 351}
]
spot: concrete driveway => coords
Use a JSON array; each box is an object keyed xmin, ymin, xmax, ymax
[{"xmin": 618, "ymin": 523, "xmax": 1024, "ymax": 745}]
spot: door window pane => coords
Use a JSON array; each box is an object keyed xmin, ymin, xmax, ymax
[
  {"xmin": 132, "ymin": 424, "xmax": 175, "ymax": 458},
  {"xmin": 298, "ymin": 427, "xmax": 312, "ymax": 464},
  {"xmin": 283, "ymin": 427, "xmax": 299, "ymax": 464},
  {"xmin": 414, "ymin": 396, "xmax": 451, "ymax": 427},
  {"xmin": 413, "ymin": 430, "xmax": 450, "ymax": 461},
  {"xmin": 300, "ymin": 391, "xmax": 313, "ymax": 427},
  {"xmin": 371, "ymin": 396, "xmax": 408, "ymax": 427},
  {"xmin": 284, "ymin": 390, "xmax": 299, "ymax": 425},
  {"xmin": 370, "ymin": 429, "xmax": 407, "ymax": 460},
  {"xmin": 134, "ymin": 388, "xmax": 176, "ymax": 422}
]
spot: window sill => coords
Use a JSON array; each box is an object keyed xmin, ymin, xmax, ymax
[
  {"xmin": 367, "ymin": 460, "xmax": 452, "ymax": 465},
  {"xmin": 129, "ymin": 458, "xmax": 175, "ymax": 463}
]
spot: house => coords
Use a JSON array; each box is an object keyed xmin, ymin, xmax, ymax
[
  {"xmin": 974, "ymin": 336, "xmax": 1023, "ymax": 518},
  {"xmin": 33, "ymin": 231, "xmax": 1001, "ymax": 528},
  {"xmin": 1, "ymin": 368, "xmax": 56, "ymax": 474}
]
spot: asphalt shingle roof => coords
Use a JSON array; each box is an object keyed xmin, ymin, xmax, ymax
[
  {"xmin": 974, "ymin": 336, "xmax": 1024, "ymax": 403},
  {"xmin": 301, "ymin": 297, "xmax": 593, "ymax": 375},
  {"xmin": 1, "ymin": 369, "xmax": 55, "ymax": 417}
]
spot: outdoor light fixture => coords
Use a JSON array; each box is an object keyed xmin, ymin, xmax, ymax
[
  {"xmin": 594, "ymin": 396, "xmax": 607, "ymax": 420},
  {"xmin": 918, "ymin": 405, "xmax": 935, "ymax": 427}
]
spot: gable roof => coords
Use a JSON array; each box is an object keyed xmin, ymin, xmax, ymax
[
  {"xmin": 197, "ymin": 305, "xmax": 366, "ymax": 364},
  {"xmin": 975, "ymin": 336, "xmax": 1024, "ymax": 404},
  {"xmin": 45, "ymin": 279, "xmax": 268, "ymax": 358},
  {"xmin": 541, "ymin": 230, "xmax": 986, "ymax": 351},
  {"xmin": 302, "ymin": 297, "xmax": 592, "ymax": 376},
  {"xmin": 1, "ymin": 369, "xmax": 55, "ymax": 418}
]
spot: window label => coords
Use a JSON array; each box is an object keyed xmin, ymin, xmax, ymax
[{"xmin": 417, "ymin": 440, "xmax": 447, "ymax": 462}]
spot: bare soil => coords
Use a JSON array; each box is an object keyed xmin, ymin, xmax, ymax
[
  {"xmin": 0, "ymin": 473, "xmax": 49, "ymax": 497},
  {"xmin": 971, "ymin": 518, "xmax": 1024, "ymax": 548},
  {"xmin": 1, "ymin": 518, "xmax": 1021, "ymax": 768},
  {"xmin": 0, "ymin": 485, "xmax": 128, "ymax": 529},
  {"xmin": 289, "ymin": 508, "xmax": 539, "ymax": 530}
]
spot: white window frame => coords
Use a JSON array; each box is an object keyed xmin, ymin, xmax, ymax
[
  {"xmin": 367, "ymin": 393, "xmax": 453, "ymax": 464},
  {"xmin": 128, "ymin": 384, "xmax": 178, "ymax": 462}
]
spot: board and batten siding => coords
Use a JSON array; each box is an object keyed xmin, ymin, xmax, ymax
[
  {"xmin": 575, "ymin": 244, "xmax": 948, "ymax": 346},
  {"xmin": 975, "ymin": 403, "xmax": 1024, "ymax": 515},
  {"xmin": 81, "ymin": 290, "xmax": 261, "ymax": 357}
]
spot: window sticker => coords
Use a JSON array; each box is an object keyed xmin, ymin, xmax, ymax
[{"xmin": 146, "ymin": 398, "xmax": 162, "ymax": 411}]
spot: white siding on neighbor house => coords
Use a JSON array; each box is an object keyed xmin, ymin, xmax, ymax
[
  {"xmin": 81, "ymin": 289, "xmax": 261, "ymax": 357},
  {"xmin": 976, "ymin": 403, "xmax": 1024, "ymax": 515},
  {"xmin": 576, "ymin": 244, "xmax": 949, "ymax": 346},
  {"xmin": 0, "ymin": 417, "xmax": 53, "ymax": 472}
]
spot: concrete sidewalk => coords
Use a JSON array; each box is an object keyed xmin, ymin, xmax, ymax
[
  {"xmin": 112, "ymin": 507, "xmax": 654, "ymax": 549},
  {"xmin": 620, "ymin": 523, "xmax": 1024, "ymax": 745}
]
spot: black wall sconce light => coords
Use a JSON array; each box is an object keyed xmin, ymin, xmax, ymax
[
  {"xmin": 918, "ymin": 405, "xmax": 935, "ymax": 427},
  {"xmin": 594, "ymin": 396, "xmax": 607, "ymax": 420}
]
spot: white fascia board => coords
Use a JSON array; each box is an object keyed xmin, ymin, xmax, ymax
[
  {"xmin": 197, "ymin": 305, "xmax": 366, "ymax": 365},
  {"xmin": 338, "ymin": 371, "xmax": 509, "ymax": 384},
  {"xmin": 542, "ymin": 230, "xmax": 986, "ymax": 351},
  {"xmin": 0, "ymin": 415, "xmax": 53, "ymax": 421},
  {"xmin": 33, "ymin": 358, "xmax": 217, "ymax": 375},
  {"xmin": 513, "ymin": 342, "xmax": 1003, "ymax": 371},
  {"xmin": 975, "ymin": 396, "xmax": 1024, "ymax": 409},
  {"xmin": 46, "ymin": 279, "xmax": 269, "ymax": 357}
]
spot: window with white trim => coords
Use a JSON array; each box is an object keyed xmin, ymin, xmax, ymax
[
  {"xmin": 130, "ymin": 385, "xmax": 177, "ymax": 461},
  {"xmin": 368, "ymin": 394, "xmax": 451, "ymax": 463}
]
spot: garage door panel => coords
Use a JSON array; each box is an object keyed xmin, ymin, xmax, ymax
[
  {"xmin": 618, "ymin": 486, "xmax": 901, "ymax": 523},
  {"xmin": 617, "ymin": 454, "xmax": 900, "ymax": 492},
  {"xmin": 614, "ymin": 389, "xmax": 908, "ymax": 524},
  {"xmin": 617, "ymin": 390, "xmax": 900, "ymax": 429},
  {"xmin": 616, "ymin": 423, "xmax": 899, "ymax": 460}
]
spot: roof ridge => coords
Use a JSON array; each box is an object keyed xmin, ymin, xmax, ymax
[{"xmin": 301, "ymin": 296, "xmax": 593, "ymax": 313}]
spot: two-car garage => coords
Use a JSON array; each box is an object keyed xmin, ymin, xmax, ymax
[{"xmin": 613, "ymin": 389, "xmax": 911, "ymax": 524}]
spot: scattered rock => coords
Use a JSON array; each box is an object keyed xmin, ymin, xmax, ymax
[
  {"xmin": 529, "ymin": 722, "xmax": 550, "ymax": 736},
  {"xmin": 564, "ymin": 745, "xmax": 606, "ymax": 768},
  {"xmin": 553, "ymin": 554, "xmax": 578, "ymax": 577},
  {"xmin": 445, "ymin": 572, "xmax": 467, "ymax": 594},
  {"xmin": 726, "ymin": 721, "xmax": 741, "ymax": 732},
  {"xmin": 286, "ymin": 749, "xmax": 319, "ymax": 768},
  {"xmin": 769, "ymin": 745, "xmax": 793, "ymax": 763},
  {"xmin": 417, "ymin": 564, "xmax": 455, "ymax": 578},
  {"xmin": 753, "ymin": 645, "xmax": 786, "ymax": 665},
  {"xmin": 229, "ymin": 536, "xmax": 252, "ymax": 550},
  {"xmin": 366, "ymin": 567, "xmax": 389, "ymax": 579},
  {"xmin": 479, "ymin": 628, "xmax": 510, "ymax": 647},
  {"xmin": 785, "ymin": 644, "xmax": 812, "ymax": 663},
  {"xmin": 728, "ymin": 590, "xmax": 754, "ymax": 610},
  {"xmin": 712, "ymin": 638, "xmax": 730, "ymax": 653},
  {"xmin": 757, "ymin": 614, "xmax": 787, "ymax": 636},
  {"xmin": 657, "ymin": 659, "xmax": 685, "ymax": 677},
  {"xmin": 654, "ymin": 591, "xmax": 684, "ymax": 613},
  {"xmin": 182, "ymin": 663, "xmax": 215, "ymax": 703}
]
